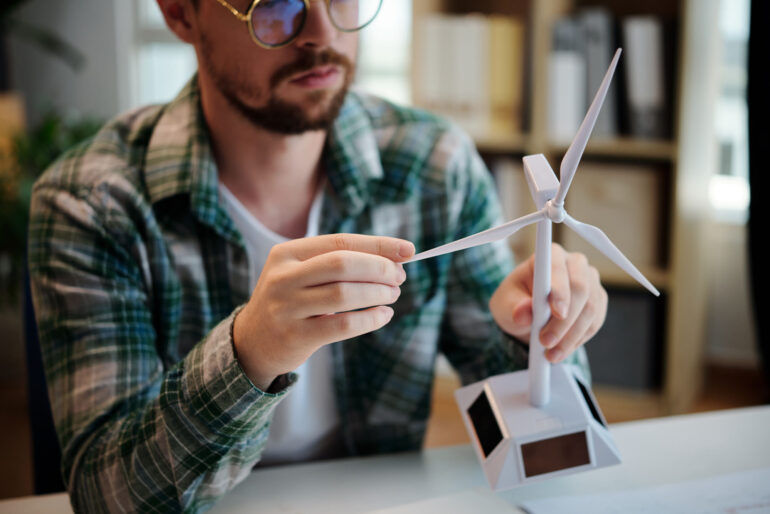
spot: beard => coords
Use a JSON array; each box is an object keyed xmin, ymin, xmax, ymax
[{"xmin": 199, "ymin": 37, "xmax": 354, "ymax": 135}]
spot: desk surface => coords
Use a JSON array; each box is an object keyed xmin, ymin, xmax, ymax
[{"xmin": 2, "ymin": 405, "xmax": 768, "ymax": 513}]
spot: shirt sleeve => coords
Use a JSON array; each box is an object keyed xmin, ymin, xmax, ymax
[
  {"xmin": 437, "ymin": 131, "xmax": 591, "ymax": 386},
  {"xmin": 28, "ymin": 177, "xmax": 293, "ymax": 512}
]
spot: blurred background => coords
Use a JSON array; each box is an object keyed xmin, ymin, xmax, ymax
[{"xmin": 0, "ymin": 0, "xmax": 766, "ymax": 500}]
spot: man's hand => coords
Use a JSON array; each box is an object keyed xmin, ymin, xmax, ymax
[
  {"xmin": 233, "ymin": 234, "xmax": 415, "ymax": 390},
  {"xmin": 489, "ymin": 243, "xmax": 608, "ymax": 363}
]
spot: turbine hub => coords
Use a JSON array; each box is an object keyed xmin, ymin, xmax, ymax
[{"xmin": 546, "ymin": 200, "xmax": 566, "ymax": 223}]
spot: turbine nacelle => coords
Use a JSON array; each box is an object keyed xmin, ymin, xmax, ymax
[{"xmin": 522, "ymin": 153, "xmax": 566, "ymax": 222}]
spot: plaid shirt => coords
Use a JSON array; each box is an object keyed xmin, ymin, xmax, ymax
[{"xmin": 28, "ymin": 77, "xmax": 588, "ymax": 512}]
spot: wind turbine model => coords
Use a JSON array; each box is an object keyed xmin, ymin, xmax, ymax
[{"xmin": 408, "ymin": 49, "xmax": 660, "ymax": 490}]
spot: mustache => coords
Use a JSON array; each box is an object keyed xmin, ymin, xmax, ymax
[{"xmin": 270, "ymin": 49, "xmax": 353, "ymax": 88}]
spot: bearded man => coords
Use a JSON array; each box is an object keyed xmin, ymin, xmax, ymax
[{"xmin": 28, "ymin": 1, "xmax": 607, "ymax": 511}]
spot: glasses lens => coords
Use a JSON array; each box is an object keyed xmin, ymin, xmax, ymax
[
  {"xmin": 251, "ymin": 0, "xmax": 306, "ymax": 47},
  {"xmin": 329, "ymin": 0, "xmax": 382, "ymax": 31}
]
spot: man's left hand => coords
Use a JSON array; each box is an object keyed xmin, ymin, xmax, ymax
[{"xmin": 489, "ymin": 243, "xmax": 608, "ymax": 363}]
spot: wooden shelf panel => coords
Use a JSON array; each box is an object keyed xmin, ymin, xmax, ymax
[
  {"xmin": 547, "ymin": 138, "xmax": 678, "ymax": 161},
  {"xmin": 473, "ymin": 132, "xmax": 530, "ymax": 154},
  {"xmin": 474, "ymin": 134, "xmax": 676, "ymax": 161}
]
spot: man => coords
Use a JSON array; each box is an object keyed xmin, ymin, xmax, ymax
[{"xmin": 28, "ymin": 0, "xmax": 607, "ymax": 511}]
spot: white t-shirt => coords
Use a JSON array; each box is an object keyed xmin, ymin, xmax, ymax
[{"xmin": 218, "ymin": 182, "xmax": 342, "ymax": 465}]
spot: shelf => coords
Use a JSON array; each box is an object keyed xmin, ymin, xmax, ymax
[
  {"xmin": 473, "ymin": 133, "xmax": 677, "ymax": 161},
  {"xmin": 413, "ymin": 0, "xmax": 716, "ymax": 417},
  {"xmin": 547, "ymin": 138, "xmax": 678, "ymax": 161},
  {"xmin": 472, "ymin": 131, "xmax": 529, "ymax": 154}
]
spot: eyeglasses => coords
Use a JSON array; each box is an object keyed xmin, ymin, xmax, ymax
[{"xmin": 212, "ymin": 0, "xmax": 383, "ymax": 49}]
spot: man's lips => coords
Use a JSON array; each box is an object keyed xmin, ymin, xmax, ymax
[{"xmin": 288, "ymin": 66, "xmax": 341, "ymax": 88}]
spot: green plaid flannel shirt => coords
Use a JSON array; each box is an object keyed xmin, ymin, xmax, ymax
[{"xmin": 28, "ymin": 77, "xmax": 589, "ymax": 512}]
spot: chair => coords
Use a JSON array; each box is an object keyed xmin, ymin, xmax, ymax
[{"xmin": 24, "ymin": 265, "xmax": 65, "ymax": 493}]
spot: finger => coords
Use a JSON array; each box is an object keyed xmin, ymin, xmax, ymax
[
  {"xmin": 548, "ymin": 243, "xmax": 571, "ymax": 320},
  {"xmin": 540, "ymin": 252, "xmax": 591, "ymax": 348},
  {"xmin": 309, "ymin": 305, "xmax": 395, "ymax": 343},
  {"xmin": 296, "ymin": 251, "xmax": 406, "ymax": 288},
  {"xmin": 297, "ymin": 282, "xmax": 401, "ymax": 318},
  {"xmin": 545, "ymin": 300, "xmax": 596, "ymax": 363},
  {"xmin": 581, "ymin": 275, "xmax": 608, "ymax": 343},
  {"xmin": 283, "ymin": 234, "xmax": 415, "ymax": 262},
  {"xmin": 582, "ymin": 317, "xmax": 603, "ymax": 346},
  {"xmin": 512, "ymin": 253, "xmax": 536, "ymax": 294}
]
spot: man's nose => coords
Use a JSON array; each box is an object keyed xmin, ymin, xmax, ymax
[{"xmin": 293, "ymin": 0, "xmax": 338, "ymax": 49}]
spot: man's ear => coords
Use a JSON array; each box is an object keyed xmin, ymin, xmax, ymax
[{"xmin": 156, "ymin": 0, "xmax": 197, "ymax": 44}]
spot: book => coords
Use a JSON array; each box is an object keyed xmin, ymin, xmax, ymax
[
  {"xmin": 622, "ymin": 16, "xmax": 667, "ymax": 139},
  {"xmin": 548, "ymin": 16, "xmax": 587, "ymax": 143},
  {"xmin": 414, "ymin": 13, "xmax": 525, "ymax": 137},
  {"xmin": 415, "ymin": 14, "xmax": 444, "ymax": 113},
  {"xmin": 578, "ymin": 7, "xmax": 619, "ymax": 140},
  {"xmin": 488, "ymin": 16, "xmax": 525, "ymax": 135},
  {"xmin": 457, "ymin": 15, "xmax": 490, "ymax": 136}
]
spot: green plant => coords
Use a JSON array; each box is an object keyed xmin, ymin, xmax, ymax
[
  {"xmin": 0, "ymin": 1, "xmax": 92, "ymax": 304},
  {"xmin": 0, "ymin": 111, "xmax": 101, "ymax": 304}
]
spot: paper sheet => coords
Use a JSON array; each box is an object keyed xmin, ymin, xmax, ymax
[{"xmin": 520, "ymin": 467, "xmax": 770, "ymax": 514}]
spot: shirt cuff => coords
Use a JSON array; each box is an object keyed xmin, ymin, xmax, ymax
[{"xmin": 181, "ymin": 306, "xmax": 296, "ymax": 439}]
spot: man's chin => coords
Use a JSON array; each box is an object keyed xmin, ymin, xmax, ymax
[
  {"xmin": 230, "ymin": 90, "xmax": 348, "ymax": 135},
  {"xmin": 231, "ymin": 91, "xmax": 346, "ymax": 135}
]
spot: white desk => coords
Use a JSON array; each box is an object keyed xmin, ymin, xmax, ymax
[{"xmin": 2, "ymin": 406, "xmax": 768, "ymax": 513}]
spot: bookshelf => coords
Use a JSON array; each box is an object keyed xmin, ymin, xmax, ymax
[{"xmin": 411, "ymin": 0, "xmax": 717, "ymax": 415}]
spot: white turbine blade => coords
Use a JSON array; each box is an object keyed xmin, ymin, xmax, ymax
[
  {"xmin": 555, "ymin": 48, "xmax": 622, "ymax": 206},
  {"xmin": 563, "ymin": 214, "xmax": 660, "ymax": 296},
  {"xmin": 407, "ymin": 211, "xmax": 545, "ymax": 263}
]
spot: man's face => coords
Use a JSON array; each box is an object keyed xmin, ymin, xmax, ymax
[{"xmin": 192, "ymin": 0, "xmax": 359, "ymax": 134}]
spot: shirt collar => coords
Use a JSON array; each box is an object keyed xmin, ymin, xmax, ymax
[
  {"xmin": 143, "ymin": 76, "xmax": 227, "ymax": 231},
  {"xmin": 322, "ymin": 90, "xmax": 384, "ymax": 218},
  {"xmin": 143, "ymin": 76, "xmax": 384, "ymax": 229}
]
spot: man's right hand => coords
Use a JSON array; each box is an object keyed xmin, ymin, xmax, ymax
[{"xmin": 233, "ymin": 234, "xmax": 415, "ymax": 390}]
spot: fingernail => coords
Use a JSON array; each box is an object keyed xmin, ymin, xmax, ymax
[
  {"xmin": 541, "ymin": 331, "xmax": 556, "ymax": 348},
  {"xmin": 513, "ymin": 308, "xmax": 532, "ymax": 326},
  {"xmin": 383, "ymin": 306, "xmax": 394, "ymax": 320},
  {"xmin": 549, "ymin": 349, "xmax": 564, "ymax": 362},
  {"xmin": 398, "ymin": 266, "xmax": 406, "ymax": 283},
  {"xmin": 513, "ymin": 303, "xmax": 532, "ymax": 327},
  {"xmin": 555, "ymin": 301, "xmax": 568, "ymax": 318},
  {"xmin": 398, "ymin": 242, "xmax": 415, "ymax": 258}
]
